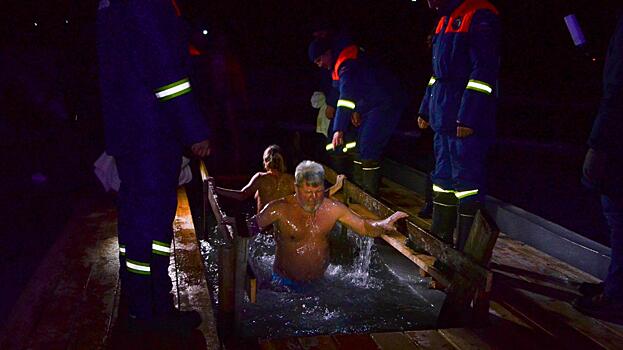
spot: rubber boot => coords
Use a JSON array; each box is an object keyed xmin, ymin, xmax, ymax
[
  {"xmin": 456, "ymin": 200, "xmax": 480, "ymax": 251},
  {"xmin": 352, "ymin": 159, "xmax": 364, "ymax": 188},
  {"xmin": 431, "ymin": 192, "xmax": 458, "ymax": 245},
  {"xmin": 418, "ymin": 176, "xmax": 434, "ymax": 219},
  {"xmin": 360, "ymin": 160, "xmax": 381, "ymax": 196}
]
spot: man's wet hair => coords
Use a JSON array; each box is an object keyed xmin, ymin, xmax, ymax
[
  {"xmin": 295, "ymin": 161, "xmax": 325, "ymax": 187},
  {"xmin": 263, "ymin": 144, "xmax": 286, "ymax": 173}
]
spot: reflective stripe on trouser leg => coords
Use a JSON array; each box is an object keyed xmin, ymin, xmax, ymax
[
  {"xmin": 152, "ymin": 239, "xmax": 175, "ymax": 314},
  {"xmin": 115, "ymin": 149, "xmax": 180, "ymax": 319},
  {"xmin": 126, "ymin": 259, "xmax": 151, "ymax": 275},
  {"xmin": 152, "ymin": 240, "xmax": 171, "ymax": 256}
]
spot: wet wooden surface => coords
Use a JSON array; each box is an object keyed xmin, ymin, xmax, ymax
[{"xmin": 0, "ymin": 188, "xmax": 219, "ymax": 350}]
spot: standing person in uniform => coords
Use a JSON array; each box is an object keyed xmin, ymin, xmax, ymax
[
  {"xmin": 574, "ymin": 9, "xmax": 623, "ymax": 322},
  {"xmin": 309, "ymin": 36, "xmax": 407, "ymax": 195},
  {"xmin": 97, "ymin": 0, "xmax": 211, "ymax": 331},
  {"xmin": 416, "ymin": 0, "xmax": 500, "ymax": 250}
]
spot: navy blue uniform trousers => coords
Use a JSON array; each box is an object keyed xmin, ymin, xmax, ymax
[
  {"xmin": 116, "ymin": 148, "xmax": 181, "ymax": 319},
  {"xmin": 432, "ymin": 133, "xmax": 490, "ymax": 202}
]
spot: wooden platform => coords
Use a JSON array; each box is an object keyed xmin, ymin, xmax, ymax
[
  {"xmin": 260, "ymin": 177, "xmax": 623, "ymax": 350},
  {"xmin": 0, "ymin": 188, "xmax": 219, "ymax": 350}
]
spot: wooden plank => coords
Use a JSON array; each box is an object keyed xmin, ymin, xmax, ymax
[
  {"xmin": 298, "ymin": 335, "xmax": 339, "ymax": 350},
  {"xmin": 332, "ymin": 333, "xmax": 380, "ymax": 350},
  {"xmin": 69, "ymin": 211, "xmax": 121, "ymax": 350},
  {"xmin": 521, "ymin": 289, "xmax": 623, "ymax": 349},
  {"xmin": 464, "ymin": 211, "xmax": 499, "ymax": 266},
  {"xmin": 381, "ymin": 232, "xmax": 450, "ymax": 287},
  {"xmin": 370, "ymin": 332, "xmax": 419, "ymax": 350},
  {"xmin": 247, "ymin": 264, "xmax": 257, "ymax": 304},
  {"xmin": 492, "ymin": 285, "xmax": 606, "ymax": 349},
  {"xmin": 379, "ymin": 177, "xmax": 432, "ymax": 230},
  {"xmin": 259, "ymin": 337, "xmax": 305, "ymax": 350},
  {"xmin": 438, "ymin": 328, "xmax": 492, "ymax": 350},
  {"xmin": 172, "ymin": 187, "xmax": 220, "ymax": 349},
  {"xmin": 26, "ymin": 201, "xmax": 113, "ymax": 349},
  {"xmin": 404, "ymin": 330, "xmax": 456, "ymax": 349}
]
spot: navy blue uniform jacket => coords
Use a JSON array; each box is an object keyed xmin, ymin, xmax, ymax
[
  {"xmin": 97, "ymin": 0, "xmax": 210, "ymax": 156},
  {"xmin": 419, "ymin": 0, "xmax": 500, "ymax": 137},
  {"xmin": 331, "ymin": 43, "xmax": 404, "ymax": 134}
]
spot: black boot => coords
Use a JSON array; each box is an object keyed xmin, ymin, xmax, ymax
[
  {"xmin": 431, "ymin": 192, "xmax": 457, "ymax": 245},
  {"xmin": 360, "ymin": 160, "xmax": 381, "ymax": 195},
  {"xmin": 456, "ymin": 200, "xmax": 480, "ymax": 251},
  {"xmin": 352, "ymin": 159, "xmax": 364, "ymax": 188},
  {"xmin": 418, "ymin": 175, "xmax": 434, "ymax": 219}
]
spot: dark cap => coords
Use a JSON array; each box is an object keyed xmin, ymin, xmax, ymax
[{"xmin": 308, "ymin": 38, "xmax": 332, "ymax": 62}]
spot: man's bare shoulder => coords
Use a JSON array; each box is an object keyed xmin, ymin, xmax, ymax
[
  {"xmin": 267, "ymin": 193, "xmax": 296, "ymax": 207},
  {"xmin": 321, "ymin": 197, "xmax": 348, "ymax": 212}
]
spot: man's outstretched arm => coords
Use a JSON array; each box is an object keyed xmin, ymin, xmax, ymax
[
  {"xmin": 336, "ymin": 202, "xmax": 408, "ymax": 237},
  {"xmin": 215, "ymin": 173, "xmax": 260, "ymax": 201},
  {"xmin": 251, "ymin": 198, "xmax": 283, "ymax": 232}
]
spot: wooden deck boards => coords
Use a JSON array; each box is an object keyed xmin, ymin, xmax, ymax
[{"xmin": 0, "ymin": 188, "xmax": 219, "ymax": 350}]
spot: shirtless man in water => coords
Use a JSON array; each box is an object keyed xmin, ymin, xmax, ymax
[
  {"xmin": 216, "ymin": 145, "xmax": 345, "ymax": 212},
  {"xmin": 255, "ymin": 160, "xmax": 408, "ymax": 286}
]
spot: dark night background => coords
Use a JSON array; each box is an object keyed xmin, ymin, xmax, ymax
[{"xmin": 0, "ymin": 0, "xmax": 621, "ymax": 327}]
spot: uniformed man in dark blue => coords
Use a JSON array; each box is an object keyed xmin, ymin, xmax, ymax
[
  {"xmin": 309, "ymin": 36, "xmax": 407, "ymax": 195},
  {"xmin": 97, "ymin": 0, "xmax": 210, "ymax": 331},
  {"xmin": 417, "ymin": 0, "xmax": 500, "ymax": 250},
  {"xmin": 575, "ymin": 9, "xmax": 623, "ymax": 323}
]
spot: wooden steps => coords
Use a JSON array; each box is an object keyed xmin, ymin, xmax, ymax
[
  {"xmin": 259, "ymin": 328, "xmax": 494, "ymax": 350},
  {"xmin": 0, "ymin": 188, "xmax": 219, "ymax": 349}
]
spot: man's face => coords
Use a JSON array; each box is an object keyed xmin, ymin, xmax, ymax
[
  {"xmin": 295, "ymin": 181, "xmax": 325, "ymax": 212},
  {"xmin": 314, "ymin": 50, "xmax": 333, "ymax": 70}
]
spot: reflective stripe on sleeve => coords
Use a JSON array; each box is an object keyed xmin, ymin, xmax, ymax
[
  {"xmin": 154, "ymin": 78, "xmax": 192, "ymax": 101},
  {"xmin": 337, "ymin": 99, "xmax": 356, "ymax": 109},
  {"xmin": 465, "ymin": 79, "xmax": 492, "ymax": 95},
  {"xmin": 428, "ymin": 76, "xmax": 436, "ymax": 86}
]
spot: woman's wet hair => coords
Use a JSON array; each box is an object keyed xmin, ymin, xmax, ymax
[
  {"xmin": 263, "ymin": 144, "xmax": 286, "ymax": 172},
  {"xmin": 295, "ymin": 160, "xmax": 325, "ymax": 187}
]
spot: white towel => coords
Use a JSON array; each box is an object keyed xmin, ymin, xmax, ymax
[
  {"xmin": 310, "ymin": 91, "xmax": 330, "ymax": 137},
  {"xmin": 94, "ymin": 152, "xmax": 193, "ymax": 192}
]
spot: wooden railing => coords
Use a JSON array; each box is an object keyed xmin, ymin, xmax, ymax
[{"xmin": 198, "ymin": 160, "xmax": 256, "ymax": 341}]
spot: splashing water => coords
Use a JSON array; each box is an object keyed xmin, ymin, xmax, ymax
[
  {"xmin": 201, "ymin": 222, "xmax": 445, "ymax": 340},
  {"xmin": 351, "ymin": 235, "xmax": 374, "ymax": 286}
]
